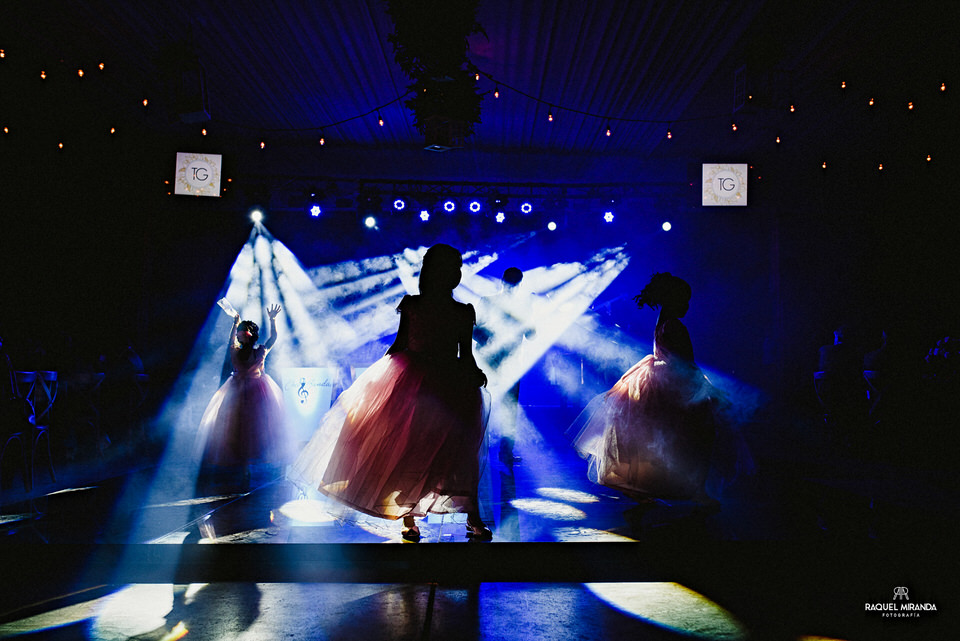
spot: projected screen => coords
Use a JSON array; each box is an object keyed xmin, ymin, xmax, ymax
[
  {"xmin": 174, "ymin": 151, "xmax": 222, "ymax": 197},
  {"xmin": 701, "ymin": 163, "xmax": 748, "ymax": 206}
]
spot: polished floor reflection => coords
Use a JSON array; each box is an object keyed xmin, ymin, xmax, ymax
[{"xmin": 1, "ymin": 407, "xmax": 958, "ymax": 640}]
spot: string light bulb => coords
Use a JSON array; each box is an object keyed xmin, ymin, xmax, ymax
[
  {"xmin": 776, "ymin": 135, "xmax": 781, "ymax": 144},
  {"xmin": 378, "ymin": 111, "xmax": 384, "ymax": 126},
  {"xmin": 878, "ymin": 162, "xmax": 883, "ymax": 171},
  {"xmin": 110, "ymin": 127, "xmax": 115, "ymax": 134},
  {"xmin": 142, "ymin": 98, "xmax": 149, "ymax": 107},
  {"xmin": 927, "ymin": 154, "xmax": 932, "ymax": 162},
  {"xmin": 548, "ymin": 109, "xmax": 553, "ymax": 122},
  {"xmin": 40, "ymin": 70, "xmax": 46, "ymax": 80},
  {"xmin": 941, "ymin": 82, "xmax": 946, "ymax": 92},
  {"xmin": 77, "ymin": 68, "xmax": 84, "ymax": 78},
  {"xmin": 789, "ymin": 104, "xmax": 795, "ymax": 113},
  {"xmin": 0, "ymin": 49, "xmax": 5, "ymax": 58},
  {"xmin": 3, "ymin": 127, "xmax": 9, "ymax": 134},
  {"xmin": 58, "ymin": 142, "xmax": 64, "ymax": 149},
  {"xmin": 99, "ymin": 62, "xmax": 104, "ymax": 70},
  {"xmin": 260, "ymin": 140, "xmax": 266, "ymax": 149},
  {"xmin": 201, "ymin": 128, "xmax": 207, "ymax": 136},
  {"xmin": 319, "ymin": 136, "xmax": 325, "ymax": 146},
  {"xmin": 841, "ymin": 80, "xmax": 846, "ymax": 89},
  {"xmin": 907, "ymin": 101, "xmax": 914, "ymax": 110},
  {"xmin": 475, "ymin": 72, "xmax": 479, "ymax": 81},
  {"xmin": 494, "ymin": 85, "xmax": 499, "ymax": 99},
  {"xmin": 822, "ymin": 161, "xmax": 827, "ymax": 169},
  {"xmin": 666, "ymin": 128, "xmax": 672, "ymax": 139},
  {"xmin": 731, "ymin": 122, "xmax": 738, "ymax": 132},
  {"xmin": 868, "ymin": 97, "xmax": 875, "ymax": 106},
  {"xmin": 605, "ymin": 126, "xmax": 611, "ymax": 137}
]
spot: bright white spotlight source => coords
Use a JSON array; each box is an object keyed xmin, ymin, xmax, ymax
[
  {"xmin": 309, "ymin": 205, "xmax": 321, "ymax": 217},
  {"xmin": 521, "ymin": 202, "xmax": 533, "ymax": 214},
  {"xmin": 547, "ymin": 221, "xmax": 557, "ymax": 231},
  {"xmin": 662, "ymin": 221, "xmax": 672, "ymax": 231},
  {"xmin": 603, "ymin": 211, "xmax": 614, "ymax": 222},
  {"xmin": 469, "ymin": 200, "xmax": 482, "ymax": 213},
  {"xmin": 443, "ymin": 200, "xmax": 456, "ymax": 212},
  {"xmin": 393, "ymin": 198, "xmax": 405, "ymax": 211},
  {"xmin": 364, "ymin": 216, "xmax": 377, "ymax": 228},
  {"xmin": 420, "ymin": 210, "xmax": 430, "ymax": 221},
  {"xmin": 250, "ymin": 209, "xmax": 264, "ymax": 223},
  {"xmin": 495, "ymin": 212, "xmax": 505, "ymax": 223}
]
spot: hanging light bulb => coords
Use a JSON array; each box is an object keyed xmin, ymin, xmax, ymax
[
  {"xmin": 548, "ymin": 109, "xmax": 554, "ymax": 122},
  {"xmin": 494, "ymin": 85, "xmax": 499, "ymax": 99},
  {"xmin": 822, "ymin": 161, "xmax": 827, "ymax": 169},
  {"xmin": 841, "ymin": 80, "xmax": 847, "ymax": 89},
  {"xmin": 776, "ymin": 135, "xmax": 781, "ymax": 144},
  {"xmin": 201, "ymin": 128, "xmax": 207, "ymax": 136},
  {"xmin": 475, "ymin": 72, "xmax": 479, "ymax": 81},
  {"xmin": 3, "ymin": 127, "xmax": 9, "ymax": 134},
  {"xmin": 260, "ymin": 140, "xmax": 266, "ymax": 149},
  {"xmin": 789, "ymin": 104, "xmax": 795, "ymax": 112},
  {"xmin": 77, "ymin": 68, "xmax": 84, "ymax": 78},
  {"xmin": 731, "ymin": 122, "xmax": 738, "ymax": 132},
  {"xmin": 927, "ymin": 154, "xmax": 932, "ymax": 162},
  {"xmin": 868, "ymin": 97, "xmax": 875, "ymax": 106},
  {"xmin": 878, "ymin": 162, "xmax": 883, "ymax": 171},
  {"xmin": 99, "ymin": 62, "xmax": 105, "ymax": 70},
  {"xmin": 941, "ymin": 82, "xmax": 946, "ymax": 92},
  {"xmin": 110, "ymin": 127, "xmax": 116, "ymax": 134},
  {"xmin": 0, "ymin": 49, "xmax": 5, "ymax": 58},
  {"xmin": 907, "ymin": 101, "xmax": 914, "ymax": 110},
  {"xmin": 666, "ymin": 128, "xmax": 672, "ymax": 139},
  {"xmin": 40, "ymin": 70, "xmax": 46, "ymax": 80},
  {"xmin": 142, "ymin": 98, "xmax": 149, "ymax": 106},
  {"xmin": 319, "ymin": 136, "xmax": 325, "ymax": 146},
  {"xmin": 605, "ymin": 125, "xmax": 611, "ymax": 137}
]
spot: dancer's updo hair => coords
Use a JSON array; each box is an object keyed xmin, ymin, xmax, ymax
[
  {"xmin": 633, "ymin": 272, "xmax": 691, "ymax": 310},
  {"xmin": 237, "ymin": 320, "xmax": 260, "ymax": 343},
  {"xmin": 419, "ymin": 243, "xmax": 463, "ymax": 295}
]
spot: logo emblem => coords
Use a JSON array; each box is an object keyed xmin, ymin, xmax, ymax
[{"xmin": 893, "ymin": 587, "xmax": 909, "ymax": 601}]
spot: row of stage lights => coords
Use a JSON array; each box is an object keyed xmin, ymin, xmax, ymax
[
  {"xmin": 259, "ymin": 202, "xmax": 674, "ymax": 232},
  {"xmin": 305, "ymin": 196, "xmax": 624, "ymax": 226}
]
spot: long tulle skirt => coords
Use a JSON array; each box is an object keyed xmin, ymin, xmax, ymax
[
  {"xmin": 290, "ymin": 352, "xmax": 489, "ymax": 520},
  {"xmin": 197, "ymin": 373, "xmax": 289, "ymax": 466},
  {"xmin": 570, "ymin": 355, "xmax": 717, "ymax": 500}
]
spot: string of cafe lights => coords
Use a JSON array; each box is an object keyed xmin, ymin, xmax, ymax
[{"xmin": 0, "ymin": 44, "xmax": 949, "ymax": 173}]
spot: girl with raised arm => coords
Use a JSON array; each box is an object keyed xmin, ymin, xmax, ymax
[{"xmin": 198, "ymin": 304, "xmax": 290, "ymax": 473}]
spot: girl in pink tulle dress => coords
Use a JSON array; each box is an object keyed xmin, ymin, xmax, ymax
[
  {"xmin": 198, "ymin": 304, "xmax": 290, "ymax": 467},
  {"xmin": 291, "ymin": 244, "xmax": 491, "ymax": 541},
  {"xmin": 571, "ymin": 273, "xmax": 719, "ymax": 505}
]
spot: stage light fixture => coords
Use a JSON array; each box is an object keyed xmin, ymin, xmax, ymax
[
  {"xmin": 547, "ymin": 221, "xmax": 557, "ymax": 231},
  {"xmin": 420, "ymin": 210, "xmax": 430, "ymax": 221},
  {"xmin": 496, "ymin": 212, "xmax": 505, "ymax": 223},
  {"xmin": 393, "ymin": 198, "xmax": 406, "ymax": 211},
  {"xmin": 662, "ymin": 221, "xmax": 672, "ymax": 231},
  {"xmin": 603, "ymin": 211, "xmax": 614, "ymax": 223},
  {"xmin": 364, "ymin": 216, "xmax": 377, "ymax": 228},
  {"xmin": 443, "ymin": 200, "xmax": 456, "ymax": 212},
  {"xmin": 469, "ymin": 200, "xmax": 481, "ymax": 213},
  {"xmin": 521, "ymin": 202, "xmax": 533, "ymax": 214},
  {"xmin": 250, "ymin": 209, "xmax": 264, "ymax": 223},
  {"xmin": 309, "ymin": 205, "xmax": 321, "ymax": 217}
]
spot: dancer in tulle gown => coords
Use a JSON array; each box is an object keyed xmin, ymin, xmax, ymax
[
  {"xmin": 197, "ymin": 304, "xmax": 290, "ymax": 471},
  {"xmin": 570, "ymin": 272, "xmax": 719, "ymax": 505},
  {"xmin": 291, "ymin": 244, "xmax": 492, "ymax": 541}
]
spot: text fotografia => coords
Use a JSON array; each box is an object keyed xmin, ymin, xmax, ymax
[{"xmin": 865, "ymin": 602, "xmax": 937, "ymax": 618}]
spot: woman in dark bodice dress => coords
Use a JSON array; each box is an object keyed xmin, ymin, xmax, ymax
[
  {"xmin": 291, "ymin": 244, "xmax": 491, "ymax": 541},
  {"xmin": 571, "ymin": 273, "xmax": 718, "ymax": 503}
]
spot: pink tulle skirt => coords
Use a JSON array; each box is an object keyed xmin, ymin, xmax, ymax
[
  {"xmin": 290, "ymin": 352, "xmax": 488, "ymax": 520},
  {"xmin": 197, "ymin": 372, "xmax": 290, "ymax": 466},
  {"xmin": 570, "ymin": 355, "xmax": 716, "ymax": 500}
]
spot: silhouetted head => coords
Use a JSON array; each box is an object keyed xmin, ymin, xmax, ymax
[
  {"xmin": 502, "ymin": 267, "xmax": 523, "ymax": 287},
  {"xmin": 634, "ymin": 272, "xmax": 691, "ymax": 317},
  {"xmin": 237, "ymin": 320, "xmax": 259, "ymax": 346},
  {"xmin": 419, "ymin": 243, "xmax": 463, "ymax": 296}
]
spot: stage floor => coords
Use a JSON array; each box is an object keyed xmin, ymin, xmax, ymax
[{"xmin": 1, "ymin": 409, "xmax": 958, "ymax": 639}]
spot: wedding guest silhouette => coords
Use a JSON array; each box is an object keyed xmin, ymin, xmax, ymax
[{"xmin": 291, "ymin": 244, "xmax": 492, "ymax": 541}]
